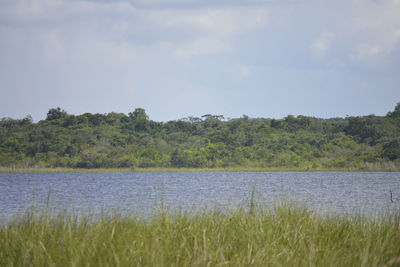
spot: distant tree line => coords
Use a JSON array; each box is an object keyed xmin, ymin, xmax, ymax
[{"xmin": 1, "ymin": 103, "xmax": 400, "ymax": 169}]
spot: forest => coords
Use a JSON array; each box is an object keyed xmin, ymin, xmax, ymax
[{"xmin": 1, "ymin": 104, "xmax": 399, "ymax": 170}]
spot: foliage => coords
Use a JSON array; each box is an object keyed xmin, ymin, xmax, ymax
[{"xmin": 1, "ymin": 104, "xmax": 400, "ymax": 169}]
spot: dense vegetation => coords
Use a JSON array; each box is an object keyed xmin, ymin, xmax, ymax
[
  {"xmin": 1, "ymin": 104, "xmax": 400, "ymax": 170},
  {"xmin": 1, "ymin": 202, "xmax": 400, "ymax": 266}
]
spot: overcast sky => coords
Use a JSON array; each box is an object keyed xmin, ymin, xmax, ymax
[{"xmin": 1, "ymin": 0, "xmax": 399, "ymax": 121}]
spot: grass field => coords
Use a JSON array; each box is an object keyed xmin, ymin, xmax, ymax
[{"xmin": 1, "ymin": 201, "xmax": 400, "ymax": 266}]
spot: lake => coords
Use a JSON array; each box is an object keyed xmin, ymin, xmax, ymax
[{"xmin": 1, "ymin": 172, "xmax": 399, "ymax": 221}]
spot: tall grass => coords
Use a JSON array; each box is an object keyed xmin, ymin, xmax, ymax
[
  {"xmin": 2, "ymin": 164, "xmax": 400, "ymax": 173},
  {"xmin": 1, "ymin": 202, "xmax": 400, "ymax": 266}
]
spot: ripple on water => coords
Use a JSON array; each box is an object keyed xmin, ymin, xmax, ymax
[{"xmin": 1, "ymin": 172, "xmax": 399, "ymax": 221}]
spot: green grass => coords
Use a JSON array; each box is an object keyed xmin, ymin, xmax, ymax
[
  {"xmin": 1, "ymin": 202, "xmax": 400, "ymax": 266},
  {"xmin": 1, "ymin": 163, "xmax": 400, "ymax": 173}
]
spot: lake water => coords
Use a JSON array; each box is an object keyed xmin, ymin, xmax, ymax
[{"xmin": 1, "ymin": 172, "xmax": 400, "ymax": 221}]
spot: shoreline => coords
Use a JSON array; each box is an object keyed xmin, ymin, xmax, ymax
[{"xmin": 1, "ymin": 166, "xmax": 400, "ymax": 173}]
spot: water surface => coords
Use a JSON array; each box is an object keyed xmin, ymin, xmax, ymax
[{"xmin": 1, "ymin": 172, "xmax": 399, "ymax": 221}]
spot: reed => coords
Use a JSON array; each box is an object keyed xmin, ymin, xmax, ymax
[
  {"xmin": 1, "ymin": 201, "xmax": 400, "ymax": 266},
  {"xmin": 1, "ymin": 164, "xmax": 400, "ymax": 173}
]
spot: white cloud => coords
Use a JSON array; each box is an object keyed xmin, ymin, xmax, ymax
[
  {"xmin": 311, "ymin": 32, "xmax": 335, "ymax": 55},
  {"xmin": 143, "ymin": 6, "xmax": 270, "ymax": 59},
  {"xmin": 1, "ymin": 0, "xmax": 400, "ymax": 121},
  {"xmin": 174, "ymin": 38, "xmax": 230, "ymax": 60},
  {"xmin": 238, "ymin": 64, "xmax": 251, "ymax": 78},
  {"xmin": 2, "ymin": 0, "xmax": 399, "ymax": 67},
  {"xmin": 347, "ymin": 0, "xmax": 400, "ymax": 64},
  {"xmin": 301, "ymin": 0, "xmax": 400, "ymax": 67},
  {"xmin": 42, "ymin": 31, "xmax": 65, "ymax": 61},
  {"xmin": 0, "ymin": 0, "xmax": 271, "ymax": 63}
]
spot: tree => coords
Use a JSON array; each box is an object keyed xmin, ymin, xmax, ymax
[
  {"xmin": 129, "ymin": 108, "xmax": 148, "ymax": 121},
  {"xmin": 382, "ymin": 138, "xmax": 400, "ymax": 160},
  {"xmin": 201, "ymin": 114, "xmax": 224, "ymax": 121},
  {"xmin": 46, "ymin": 107, "xmax": 67, "ymax": 121},
  {"xmin": 20, "ymin": 115, "xmax": 33, "ymax": 126},
  {"xmin": 128, "ymin": 108, "xmax": 149, "ymax": 132},
  {"xmin": 387, "ymin": 102, "xmax": 400, "ymax": 118},
  {"xmin": 170, "ymin": 148, "xmax": 187, "ymax": 167},
  {"xmin": 1, "ymin": 104, "xmax": 400, "ymax": 169},
  {"xmin": 344, "ymin": 116, "xmax": 387, "ymax": 144}
]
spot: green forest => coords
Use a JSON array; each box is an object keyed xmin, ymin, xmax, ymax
[{"xmin": 1, "ymin": 104, "xmax": 400, "ymax": 170}]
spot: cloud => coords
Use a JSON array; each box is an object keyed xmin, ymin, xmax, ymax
[
  {"xmin": 144, "ymin": 6, "xmax": 270, "ymax": 59},
  {"xmin": 2, "ymin": 0, "xmax": 399, "ymax": 67},
  {"xmin": 0, "ymin": 0, "xmax": 272, "ymax": 119},
  {"xmin": 311, "ymin": 32, "xmax": 335, "ymax": 55},
  {"xmin": 1, "ymin": 0, "xmax": 400, "ymax": 121},
  {"xmin": 0, "ymin": 0, "xmax": 271, "ymax": 62},
  {"xmin": 343, "ymin": 0, "xmax": 399, "ymax": 65},
  {"xmin": 238, "ymin": 64, "xmax": 251, "ymax": 78},
  {"xmin": 174, "ymin": 38, "xmax": 230, "ymax": 60}
]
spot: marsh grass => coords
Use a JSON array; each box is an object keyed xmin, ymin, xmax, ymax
[
  {"xmin": 2, "ymin": 164, "xmax": 400, "ymax": 173},
  {"xmin": 1, "ymin": 200, "xmax": 400, "ymax": 267}
]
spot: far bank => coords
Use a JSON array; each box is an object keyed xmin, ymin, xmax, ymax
[{"xmin": 1, "ymin": 164, "xmax": 400, "ymax": 173}]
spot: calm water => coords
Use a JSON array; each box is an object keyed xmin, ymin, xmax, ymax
[{"xmin": 1, "ymin": 172, "xmax": 400, "ymax": 221}]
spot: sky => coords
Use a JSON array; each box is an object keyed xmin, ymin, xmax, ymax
[{"xmin": 0, "ymin": 0, "xmax": 400, "ymax": 121}]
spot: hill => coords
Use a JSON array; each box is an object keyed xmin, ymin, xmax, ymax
[{"xmin": 1, "ymin": 104, "xmax": 400, "ymax": 170}]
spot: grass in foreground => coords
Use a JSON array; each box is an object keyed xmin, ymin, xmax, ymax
[{"xmin": 1, "ymin": 203, "xmax": 400, "ymax": 266}]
